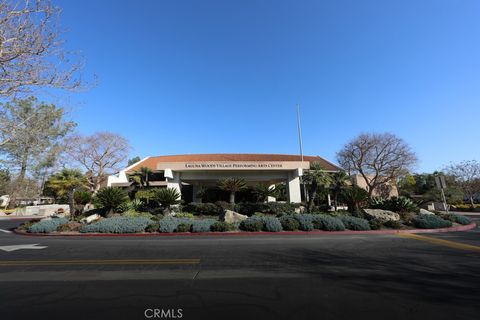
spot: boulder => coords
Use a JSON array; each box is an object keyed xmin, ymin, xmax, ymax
[
  {"xmin": 363, "ymin": 209, "xmax": 400, "ymax": 223},
  {"xmin": 221, "ymin": 210, "xmax": 248, "ymax": 224},
  {"xmin": 81, "ymin": 213, "xmax": 101, "ymax": 224},
  {"xmin": 419, "ymin": 208, "xmax": 435, "ymax": 215}
]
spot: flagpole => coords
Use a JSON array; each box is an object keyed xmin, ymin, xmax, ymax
[{"xmin": 297, "ymin": 104, "xmax": 308, "ymax": 203}]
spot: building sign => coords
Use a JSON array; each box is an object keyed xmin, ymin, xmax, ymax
[
  {"xmin": 184, "ymin": 163, "xmax": 284, "ymax": 169},
  {"xmin": 156, "ymin": 161, "xmax": 310, "ymax": 171}
]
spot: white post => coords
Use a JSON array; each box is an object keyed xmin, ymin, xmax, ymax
[{"xmin": 287, "ymin": 171, "xmax": 302, "ymax": 203}]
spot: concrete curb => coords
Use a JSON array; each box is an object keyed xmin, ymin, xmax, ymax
[{"xmin": 12, "ymin": 222, "xmax": 477, "ymax": 237}]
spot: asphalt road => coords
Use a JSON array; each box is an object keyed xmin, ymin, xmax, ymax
[{"xmin": 0, "ymin": 218, "xmax": 479, "ymax": 320}]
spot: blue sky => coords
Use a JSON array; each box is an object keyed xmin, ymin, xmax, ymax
[{"xmin": 55, "ymin": 0, "xmax": 480, "ymax": 172}]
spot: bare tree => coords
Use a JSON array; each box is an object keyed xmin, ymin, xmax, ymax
[
  {"xmin": 0, "ymin": 0, "xmax": 89, "ymax": 97},
  {"xmin": 444, "ymin": 160, "xmax": 480, "ymax": 206},
  {"xmin": 337, "ymin": 133, "xmax": 417, "ymax": 197},
  {"xmin": 65, "ymin": 132, "xmax": 130, "ymax": 192}
]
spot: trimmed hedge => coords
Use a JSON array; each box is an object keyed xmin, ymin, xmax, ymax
[
  {"xmin": 312, "ymin": 214, "xmax": 345, "ymax": 231},
  {"xmin": 293, "ymin": 214, "xmax": 314, "ymax": 231},
  {"xmin": 279, "ymin": 215, "xmax": 300, "ymax": 231},
  {"xmin": 235, "ymin": 202, "xmax": 298, "ymax": 216},
  {"xmin": 182, "ymin": 203, "xmax": 221, "ymax": 216},
  {"xmin": 80, "ymin": 217, "xmax": 152, "ymax": 233},
  {"xmin": 339, "ymin": 216, "xmax": 371, "ymax": 231},
  {"xmin": 262, "ymin": 216, "xmax": 283, "ymax": 232},
  {"xmin": 176, "ymin": 223, "xmax": 192, "ymax": 232},
  {"xmin": 158, "ymin": 217, "xmax": 192, "ymax": 233},
  {"xmin": 191, "ymin": 219, "xmax": 216, "ymax": 233},
  {"xmin": 239, "ymin": 216, "xmax": 264, "ymax": 231},
  {"xmin": 28, "ymin": 217, "xmax": 69, "ymax": 233},
  {"xmin": 210, "ymin": 221, "xmax": 233, "ymax": 232},
  {"xmin": 444, "ymin": 214, "xmax": 471, "ymax": 225},
  {"xmin": 413, "ymin": 214, "xmax": 452, "ymax": 229}
]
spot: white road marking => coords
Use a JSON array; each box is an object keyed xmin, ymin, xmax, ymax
[
  {"xmin": 0, "ymin": 229, "xmax": 12, "ymax": 233},
  {"xmin": 0, "ymin": 244, "xmax": 47, "ymax": 252}
]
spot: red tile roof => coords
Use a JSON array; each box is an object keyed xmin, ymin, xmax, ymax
[{"xmin": 127, "ymin": 154, "xmax": 341, "ymax": 172}]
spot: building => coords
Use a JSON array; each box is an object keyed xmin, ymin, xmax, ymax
[{"xmin": 107, "ymin": 153, "xmax": 342, "ymax": 203}]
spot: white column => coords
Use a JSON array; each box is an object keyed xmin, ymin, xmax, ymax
[
  {"xmin": 167, "ymin": 171, "xmax": 181, "ymax": 197},
  {"xmin": 287, "ymin": 170, "xmax": 302, "ymax": 203}
]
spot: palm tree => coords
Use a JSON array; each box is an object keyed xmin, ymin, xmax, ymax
[
  {"xmin": 331, "ymin": 171, "xmax": 350, "ymax": 211},
  {"xmin": 341, "ymin": 185, "xmax": 369, "ymax": 215},
  {"xmin": 152, "ymin": 187, "xmax": 181, "ymax": 216},
  {"xmin": 303, "ymin": 163, "xmax": 332, "ymax": 212},
  {"xmin": 45, "ymin": 169, "xmax": 88, "ymax": 220},
  {"xmin": 130, "ymin": 167, "xmax": 153, "ymax": 188},
  {"xmin": 253, "ymin": 184, "xmax": 277, "ymax": 202},
  {"xmin": 218, "ymin": 178, "xmax": 247, "ymax": 204}
]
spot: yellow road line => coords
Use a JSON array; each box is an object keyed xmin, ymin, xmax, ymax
[
  {"xmin": 0, "ymin": 258, "xmax": 200, "ymax": 266},
  {"xmin": 398, "ymin": 233, "xmax": 480, "ymax": 252}
]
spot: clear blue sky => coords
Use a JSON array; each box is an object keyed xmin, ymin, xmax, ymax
[{"xmin": 55, "ymin": 0, "xmax": 480, "ymax": 173}]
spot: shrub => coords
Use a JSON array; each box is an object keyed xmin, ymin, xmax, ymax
[
  {"xmin": 94, "ymin": 187, "xmax": 129, "ymax": 214},
  {"xmin": 413, "ymin": 214, "xmax": 452, "ymax": 229},
  {"xmin": 123, "ymin": 210, "xmax": 154, "ymax": 219},
  {"xmin": 234, "ymin": 202, "xmax": 298, "ymax": 216},
  {"xmin": 158, "ymin": 217, "xmax": 192, "ymax": 233},
  {"xmin": 56, "ymin": 221, "xmax": 82, "ymax": 232},
  {"xmin": 152, "ymin": 188, "xmax": 181, "ymax": 211},
  {"xmin": 182, "ymin": 203, "xmax": 221, "ymax": 216},
  {"xmin": 279, "ymin": 215, "xmax": 300, "ymax": 231},
  {"xmin": 135, "ymin": 189, "xmax": 157, "ymax": 203},
  {"xmin": 239, "ymin": 216, "xmax": 264, "ymax": 232},
  {"xmin": 74, "ymin": 190, "xmax": 93, "ymax": 205},
  {"xmin": 368, "ymin": 196, "xmax": 418, "ymax": 213},
  {"xmin": 28, "ymin": 218, "xmax": 69, "ymax": 233},
  {"xmin": 312, "ymin": 214, "xmax": 345, "ymax": 231},
  {"xmin": 210, "ymin": 221, "xmax": 233, "ymax": 232},
  {"xmin": 443, "ymin": 214, "xmax": 471, "ymax": 225},
  {"xmin": 176, "ymin": 223, "xmax": 192, "ymax": 232},
  {"xmin": 339, "ymin": 215, "xmax": 371, "ymax": 231},
  {"xmin": 80, "ymin": 217, "xmax": 152, "ymax": 233},
  {"xmin": 175, "ymin": 212, "xmax": 195, "ymax": 219},
  {"xmin": 294, "ymin": 214, "xmax": 314, "ymax": 231},
  {"xmin": 262, "ymin": 216, "xmax": 283, "ymax": 232},
  {"xmin": 399, "ymin": 212, "xmax": 416, "ymax": 226},
  {"xmin": 191, "ymin": 219, "xmax": 216, "ymax": 232},
  {"xmin": 119, "ymin": 199, "xmax": 146, "ymax": 213},
  {"xmin": 368, "ymin": 219, "xmax": 383, "ymax": 230},
  {"xmin": 214, "ymin": 201, "xmax": 234, "ymax": 212},
  {"xmin": 384, "ymin": 220, "xmax": 402, "ymax": 229},
  {"xmin": 145, "ymin": 222, "xmax": 159, "ymax": 233}
]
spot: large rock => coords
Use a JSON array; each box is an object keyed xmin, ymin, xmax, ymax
[
  {"xmin": 419, "ymin": 208, "xmax": 435, "ymax": 215},
  {"xmin": 363, "ymin": 209, "xmax": 400, "ymax": 222},
  {"xmin": 81, "ymin": 213, "xmax": 102, "ymax": 224},
  {"xmin": 221, "ymin": 210, "xmax": 248, "ymax": 224}
]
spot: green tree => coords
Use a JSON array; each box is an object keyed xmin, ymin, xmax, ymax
[
  {"xmin": 341, "ymin": 186, "xmax": 369, "ymax": 215},
  {"xmin": 127, "ymin": 156, "xmax": 141, "ymax": 166},
  {"xmin": 330, "ymin": 171, "xmax": 350, "ymax": 211},
  {"xmin": 253, "ymin": 184, "xmax": 277, "ymax": 202},
  {"xmin": 219, "ymin": 178, "xmax": 247, "ymax": 204},
  {"xmin": 0, "ymin": 97, "xmax": 75, "ymax": 207},
  {"xmin": 152, "ymin": 188, "xmax": 181, "ymax": 216},
  {"xmin": 94, "ymin": 187, "xmax": 129, "ymax": 216},
  {"xmin": 44, "ymin": 169, "xmax": 88, "ymax": 219},
  {"xmin": 303, "ymin": 163, "xmax": 332, "ymax": 212}
]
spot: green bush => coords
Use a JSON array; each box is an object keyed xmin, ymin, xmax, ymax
[
  {"xmin": 80, "ymin": 217, "xmax": 152, "ymax": 233},
  {"xmin": 28, "ymin": 217, "xmax": 69, "ymax": 233},
  {"xmin": 339, "ymin": 216, "xmax": 371, "ymax": 231},
  {"xmin": 279, "ymin": 215, "xmax": 300, "ymax": 231},
  {"xmin": 123, "ymin": 210, "xmax": 154, "ymax": 219},
  {"xmin": 399, "ymin": 212, "xmax": 416, "ymax": 226},
  {"xmin": 191, "ymin": 219, "xmax": 216, "ymax": 232},
  {"xmin": 175, "ymin": 212, "xmax": 195, "ymax": 219},
  {"xmin": 74, "ymin": 190, "xmax": 93, "ymax": 205},
  {"xmin": 94, "ymin": 187, "xmax": 129, "ymax": 214},
  {"xmin": 239, "ymin": 216, "xmax": 264, "ymax": 231},
  {"xmin": 384, "ymin": 220, "xmax": 402, "ymax": 229},
  {"xmin": 176, "ymin": 223, "xmax": 192, "ymax": 232},
  {"xmin": 443, "ymin": 214, "xmax": 471, "ymax": 225},
  {"xmin": 210, "ymin": 221, "xmax": 233, "ymax": 232},
  {"xmin": 214, "ymin": 201, "xmax": 235, "ymax": 211},
  {"xmin": 145, "ymin": 222, "xmax": 160, "ymax": 233},
  {"xmin": 234, "ymin": 202, "xmax": 298, "ymax": 216},
  {"xmin": 413, "ymin": 214, "xmax": 452, "ymax": 229},
  {"xmin": 369, "ymin": 196, "xmax": 418, "ymax": 213},
  {"xmin": 368, "ymin": 219, "xmax": 383, "ymax": 230},
  {"xmin": 293, "ymin": 214, "xmax": 314, "ymax": 231},
  {"xmin": 262, "ymin": 216, "xmax": 283, "ymax": 232},
  {"xmin": 158, "ymin": 217, "xmax": 192, "ymax": 233},
  {"xmin": 312, "ymin": 214, "xmax": 345, "ymax": 231},
  {"xmin": 182, "ymin": 203, "xmax": 221, "ymax": 216}
]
